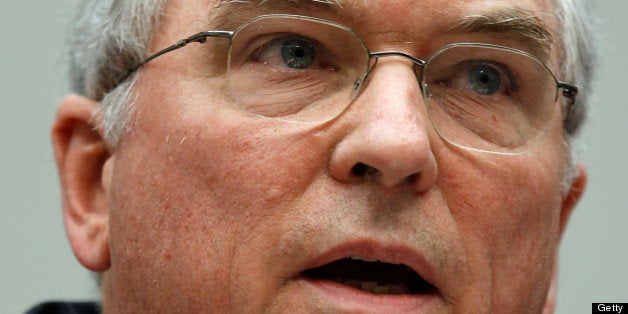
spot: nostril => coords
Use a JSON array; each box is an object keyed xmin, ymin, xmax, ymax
[
  {"xmin": 351, "ymin": 163, "xmax": 369, "ymax": 176},
  {"xmin": 405, "ymin": 173, "xmax": 419, "ymax": 184},
  {"xmin": 351, "ymin": 162, "xmax": 378, "ymax": 177}
]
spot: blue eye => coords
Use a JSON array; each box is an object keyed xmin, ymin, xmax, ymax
[
  {"xmin": 468, "ymin": 64, "xmax": 501, "ymax": 95},
  {"xmin": 281, "ymin": 38, "xmax": 315, "ymax": 69}
]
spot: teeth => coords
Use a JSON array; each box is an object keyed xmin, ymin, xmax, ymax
[
  {"xmin": 373, "ymin": 285, "xmax": 390, "ymax": 295},
  {"xmin": 387, "ymin": 283, "xmax": 408, "ymax": 294},
  {"xmin": 345, "ymin": 279, "xmax": 362, "ymax": 289},
  {"xmin": 348, "ymin": 256, "xmax": 402, "ymax": 265},
  {"xmin": 360, "ymin": 281, "xmax": 378, "ymax": 291},
  {"xmin": 331, "ymin": 277, "xmax": 409, "ymax": 295},
  {"xmin": 349, "ymin": 256, "xmax": 378, "ymax": 262}
]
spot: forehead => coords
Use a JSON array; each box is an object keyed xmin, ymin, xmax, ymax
[
  {"xmin": 158, "ymin": 0, "xmax": 557, "ymax": 61},
  {"xmin": 215, "ymin": 1, "xmax": 552, "ymax": 48},
  {"xmin": 207, "ymin": 0, "xmax": 555, "ymax": 24}
]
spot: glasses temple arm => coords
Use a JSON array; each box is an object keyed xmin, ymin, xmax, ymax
[
  {"xmin": 557, "ymin": 81, "xmax": 578, "ymax": 119},
  {"xmin": 115, "ymin": 30, "xmax": 234, "ymax": 86},
  {"xmin": 558, "ymin": 82, "xmax": 578, "ymax": 100}
]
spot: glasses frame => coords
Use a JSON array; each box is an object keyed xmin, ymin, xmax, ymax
[{"xmin": 115, "ymin": 14, "xmax": 579, "ymax": 155}]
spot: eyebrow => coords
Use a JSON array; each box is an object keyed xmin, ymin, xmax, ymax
[
  {"xmin": 217, "ymin": 0, "xmax": 343, "ymax": 7},
  {"xmin": 209, "ymin": 2, "xmax": 552, "ymax": 58},
  {"xmin": 210, "ymin": 0, "xmax": 343, "ymax": 27},
  {"xmin": 448, "ymin": 8, "xmax": 553, "ymax": 58}
]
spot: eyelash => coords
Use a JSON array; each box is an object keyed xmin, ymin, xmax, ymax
[
  {"xmin": 247, "ymin": 34, "xmax": 327, "ymax": 69},
  {"xmin": 433, "ymin": 60, "xmax": 519, "ymax": 95}
]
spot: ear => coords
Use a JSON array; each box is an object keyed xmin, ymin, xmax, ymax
[
  {"xmin": 52, "ymin": 94, "xmax": 113, "ymax": 272},
  {"xmin": 542, "ymin": 261, "xmax": 559, "ymax": 314},
  {"xmin": 542, "ymin": 163, "xmax": 587, "ymax": 313},
  {"xmin": 558, "ymin": 163, "xmax": 587, "ymax": 237}
]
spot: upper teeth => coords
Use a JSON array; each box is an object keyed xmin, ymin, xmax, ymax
[
  {"xmin": 349, "ymin": 256, "xmax": 378, "ymax": 262},
  {"xmin": 349, "ymin": 256, "xmax": 401, "ymax": 265}
]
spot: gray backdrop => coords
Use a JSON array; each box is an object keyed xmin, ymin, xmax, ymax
[{"xmin": 1, "ymin": 1, "xmax": 626, "ymax": 313}]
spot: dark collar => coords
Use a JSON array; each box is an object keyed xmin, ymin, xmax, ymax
[{"xmin": 26, "ymin": 301, "xmax": 100, "ymax": 314}]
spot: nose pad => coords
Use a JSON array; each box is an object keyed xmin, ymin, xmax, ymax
[
  {"xmin": 356, "ymin": 52, "xmax": 426, "ymax": 100},
  {"xmin": 329, "ymin": 57, "xmax": 437, "ymax": 193}
]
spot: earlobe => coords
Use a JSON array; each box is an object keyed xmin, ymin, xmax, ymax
[
  {"xmin": 559, "ymin": 163, "xmax": 587, "ymax": 236},
  {"xmin": 544, "ymin": 164, "xmax": 587, "ymax": 313},
  {"xmin": 542, "ymin": 261, "xmax": 559, "ymax": 314},
  {"xmin": 52, "ymin": 94, "xmax": 112, "ymax": 272}
]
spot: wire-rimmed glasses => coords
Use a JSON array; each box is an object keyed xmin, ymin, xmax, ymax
[{"xmin": 119, "ymin": 14, "xmax": 578, "ymax": 155}]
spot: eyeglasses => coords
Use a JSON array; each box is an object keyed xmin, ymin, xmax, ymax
[{"xmin": 119, "ymin": 14, "xmax": 578, "ymax": 155}]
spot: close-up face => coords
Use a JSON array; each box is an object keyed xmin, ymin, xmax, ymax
[{"xmin": 56, "ymin": 0, "xmax": 587, "ymax": 312}]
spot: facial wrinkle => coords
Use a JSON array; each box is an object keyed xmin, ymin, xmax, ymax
[{"xmin": 450, "ymin": 7, "xmax": 553, "ymax": 59}]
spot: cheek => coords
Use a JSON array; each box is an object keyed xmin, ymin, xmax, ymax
[
  {"xmin": 169, "ymin": 122, "xmax": 327, "ymax": 216},
  {"xmin": 105, "ymin": 145, "xmax": 242, "ymax": 309},
  {"xmin": 436, "ymin": 148, "xmax": 566, "ymax": 305},
  {"xmin": 165, "ymin": 80, "xmax": 331, "ymax": 212},
  {"xmin": 104, "ymin": 100, "xmax": 331, "ymax": 308}
]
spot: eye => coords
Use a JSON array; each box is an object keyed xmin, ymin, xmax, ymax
[
  {"xmin": 428, "ymin": 59, "xmax": 517, "ymax": 98},
  {"xmin": 254, "ymin": 35, "xmax": 322, "ymax": 70},
  {"xmin": 468, "ymin": 64, "xmax": 501, "ymax": 95},
  {"xmin": 281, "ymin": 38, "xmax": 315, "ymax": 69}
]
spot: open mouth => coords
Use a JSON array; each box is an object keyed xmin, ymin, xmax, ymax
[{"xmin": 301, "ymin": 257, "xmax": 438, "ymax": 295}]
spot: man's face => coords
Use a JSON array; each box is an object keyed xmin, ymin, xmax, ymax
[{"xmin": 66, "ymin": 0, "xmax": 584, "ymax": 312}]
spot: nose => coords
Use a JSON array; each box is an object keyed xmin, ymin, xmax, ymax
[{"xmin": 329, "ymin": 58, "xmax": 437, "ymax": 193}]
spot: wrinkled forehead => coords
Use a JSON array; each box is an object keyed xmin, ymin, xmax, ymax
[
  {"xmin": 158, "ymin": 0, "xmax": 558, "ymax": 61},
  {"xmin": 219, "ymin": 1, "xmax": 554, "ymax": 49},
  {"xmin": 208, "ymin": 0, "xmax": 556, "ymax": 28}
]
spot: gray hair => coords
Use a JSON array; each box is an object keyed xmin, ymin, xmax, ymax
[
  {"xmin": 68, "ymin": 0, "xmax": 168, "ymax": 145},
  {"xmin": 67, "ymin": 0, "xmax": 596, "ymax": 147},
  {"xmin": 553, "ymin": 0, "xmax": 597, "ymax": 193},
  {"xmin": 554, "ymin": 0, "xmax": 597, "ymax": 139}
]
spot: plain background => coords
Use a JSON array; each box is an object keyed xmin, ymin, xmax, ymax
[{"xmin": 1, "ymin": 1, "xmax": 626, "ymax": 313}]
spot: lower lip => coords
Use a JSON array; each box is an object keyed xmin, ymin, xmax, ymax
[{"xmin": 298, "ymin": 277, "xmax": 441, "ymax": 313}]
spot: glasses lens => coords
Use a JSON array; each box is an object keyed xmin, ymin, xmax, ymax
[
  {"xmin": 227, "ymin": 15, "xmax": 369, "ymax": 123},
  {"xmin": 423, "ymin": 45, "xmax": 559, "ymax": 154}
]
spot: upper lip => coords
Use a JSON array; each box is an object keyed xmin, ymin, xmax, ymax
[{"xmin": 296, "ymin": 238, "xmax": 440, "ymax": 293}]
